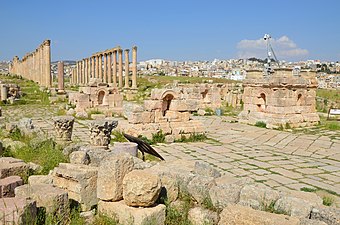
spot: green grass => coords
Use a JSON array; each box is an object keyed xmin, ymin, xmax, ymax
[
  {"xmin": 111, "ymin": 130, "xmax": 128, "ymax": 143},
  {"xmin": 175, "ymin": 133, "xmax": 208, "ymax": 143},
  {"xmin": 323, "ymin": 121, "xmax": 340, "ymax": 130},
  {"xmin": 317, "ymin": 89, "xmax": 340, "ymax": 103},
  {"xmin": 138, "ymin": 130, "xmax": 166, "ymax": 145},
  {"xmin": 322, "ymin": 196, "xmax": 335, "ymax": 206},
  {"xmin": 255, "ymin": 121, "xmax": 267, "ymax": 128},
  {"xmin": 1, "ymin": 129, "xmax": 68, "ymax": 175}
]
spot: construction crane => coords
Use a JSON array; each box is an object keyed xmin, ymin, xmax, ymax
[{"xmin": 263, "ymin": 34, "xmax": 280, "ymax": 76}]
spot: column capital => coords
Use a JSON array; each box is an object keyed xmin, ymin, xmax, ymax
[{"xmin": 124, "ymin": 49, "xmax": 130, "ymax": 53}]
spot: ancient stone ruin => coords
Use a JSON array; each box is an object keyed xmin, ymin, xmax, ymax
[
  {"xmin": 239, "ymin": 68, "xmax": 320, "ymax": 128},
  {"xmin": 70, "ymin": 46, "xmax": 137, "ymax": 89},
  {"xmin": 0, "ymin": 83, "xmax": 22, "ymax": 103},
  {"xmin": 9, "ymin": 40, "xmax": 52, "ymax": 88}
]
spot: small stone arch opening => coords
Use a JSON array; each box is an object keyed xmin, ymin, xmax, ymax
[
  {"xmin": 257, "ymin": 93, "xmax": 266, "ymax": 112},
  {"xmin": 162, "ymin": 93, "xmax": 174, "ymax": 116},
  {"xmin": 98, "ymin": 90, "xmax": 105, "ymax": 105},
  {"xmin": 201, "ymin": 89, "xmax": 208, "ymax": 99},
  {"xmin": 297, "ymin": 93, "xmax": 303, "ymax": 106}
]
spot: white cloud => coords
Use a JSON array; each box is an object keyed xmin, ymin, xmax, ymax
[{"xmin": 236, "ymin": 35, "xmax": 309, "ymax": 60}]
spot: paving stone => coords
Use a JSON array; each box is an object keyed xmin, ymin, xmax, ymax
[
  {"xmin": 270, "ymin": 168, "xmax": 304, "ymax": 179},
  {"xmin": 265, "ymin": 174, "xmax": 298, "ymax": 185},
  {"xmin": 295, "ymin": 168, "xmax": 325, "ymax": 175}
]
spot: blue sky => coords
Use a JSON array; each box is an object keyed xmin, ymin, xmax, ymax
[{"xmin": 1, "ymin": 0, "xmax": 339, "ymax": 62}]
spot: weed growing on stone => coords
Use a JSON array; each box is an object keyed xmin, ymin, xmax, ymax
[
  {"xmin": 111, "ymin": 130, "xmax": 128, "ymax": 143},
  {"xmin": 175, "ymin": 133, "xmax": 208, "ymax": 143},
  {"xmin": 255, "ymin": 121, "xmax": 267, "ymax": 128},
  {"xmin": 322, "ymin": 196, "xmax": 335, "ymax": 206}
]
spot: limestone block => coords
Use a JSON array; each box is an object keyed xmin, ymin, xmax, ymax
[
  {"xmin": 274, "ymin": 196, "xmax": 313, "ymax": 218},
  {"xmin": 90, "ymin": 114, "xmax": 105, "ymax": 120},
  {"xmin": 0, "ymin": 157, "xmax": 28, "ymax": 179},
  {"xmin": 133, "ymin": 157, "xmax": 153, "ymax": 170},
  {"xmin": 180, "ymin": 111, "xmax": 190, "ymax": 122},
  {"xmin": 300, "ymin": 218, "xmax": 328, "ymax": 225},
  {"xmin": 0, "ymin": 197, "xmax": 37, "ymax": 225},
  {"xmin": 209, "ymin": 175, "xmax": 252, "ymax": 209},
  {"xmin": 154, "ymin": 110, "xmax": 167, "ymax": 123},
  {"xmin": 69, "ymin": 151, "xmax": 90, "ymax": 165},
  {"xmin": 111, "ymin": 142, "xmax": 138, "ymax": 157},
  {"xmin": 97, "ymin": 153, "xmax": 134, "ymax": 201},
  {"xmin": 141, "ymin": 111, "xmax": 155, "ymax": 123},
  {"xmin": 28, "ymin": 175, "xmax": 53, "ymax": 185},
  {"xmin": 310, "ymin": 207, "xmax": 340, "ymax": 225},
  {"xmin": 286, "ymin": 190, "xmax": 323, "ymax": 207},
  {"xmin": 123, "ymin": 170, "xmax": 161, "ymax": 207},
  {"xmin": 188, "ymin": 207, "xmax": 219, "ymax": 225},
  {"xmin": 238, "ymin": 183, "xmax": 282, "ymax": 210},
  {"xmin": 144, "ymin": 166, "xmax": 179, "ymax": 203},
  {"xmin": 159, "ymin": 122, "xmax": 172, "ymax": 135},
  {"xmin": 194, "ymin": 161, "xmax": 221, "ymax": 178},
  {"xmin": 129, "ymin": 112, "xmax": 143, "ymax": 124},
  {"xmin": 0, "ymin": 176, "xmax": 23, "ymax": 197},
  {"xmin": 15, "ymin": 184, "xmax": 68, "ymax": 216},
  {"xmin": 98, "ymin": 200, "xmax": 166, "ymax": 225},
  {"xmin": 123, "ymin": 102, "xmax": 144, "ymax": 119},
  {"xmin": 52, "ymin": 163, "xmax": 98, "ymax": 211},
  {"xmin": 84, "ymin": 146, "xmax": 112, "ymax": 167},
  {"xmin": 218, "ymin": 204, "xmax": 300, "ymax": 225},
  {"xmin": 169, "ymin": 99, "xmax": 199, "ymax": 111},
  {"xmin": 187, "ymin": 175, "xmax": 216, "ymax": 204},
  {"xmin": 144, "ymin": 100, "xmax": 162, "ymax": 111}
]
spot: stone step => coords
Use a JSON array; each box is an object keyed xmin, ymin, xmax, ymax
[
  {"xmin": 0, "ymin": 175, "xmax": 23, "ymax": 198},
  {"xmin": 0, "ymin": 157, "xmax": 28, "ymax": 179},
  {"xmin": 0, "ymin": 197, "xmax": 37, "ymax": 224}
]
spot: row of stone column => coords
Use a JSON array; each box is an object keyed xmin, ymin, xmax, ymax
[
  {"xmin": 71, "ymin": 46, "xmax": 137, "ymax": 89},
  {"xmin": 9, "ymin": 40, "xmax": 52, "ymax": 88}
]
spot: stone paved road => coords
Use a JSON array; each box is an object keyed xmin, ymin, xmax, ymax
[
  {"xmin": 155, "ymin": 116, "xmax": 340, "ymax": 194},
  {"xmin": 3, "ymin": 106, "xmax": 340, "ymax": 195}
]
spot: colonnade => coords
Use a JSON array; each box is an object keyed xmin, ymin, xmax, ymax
[
  {"xmin": 71, "ymin": 46, "xmax": 137, "ymax": 89},
  {"xmin": 9, "ymin": 40, "xmax": 52, "ymax": 88}
]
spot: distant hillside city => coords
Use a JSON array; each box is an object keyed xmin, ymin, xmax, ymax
[{"xmin": 1, "ymin": 58, "xmax": 339, "ymax": 89}]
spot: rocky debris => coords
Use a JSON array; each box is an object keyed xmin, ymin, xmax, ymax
[
  {"xmin": 98, "ymin": 200, "xmax": 166, "ymax": 225},
  {"xmin": 0, "ymin": 175, "xmax": 23, "ymax": 197},
  {"xmin": 238, "ymin": 183, "xmax": 282, "ymax": 210},
  {"xmin": 194, "ymin": 161, "xmax": 221, "ymax": 178},
  {"xmin": 69, "ymin": 151, "xmax": 90, "ymax": 165},
  {"xmin": 2, "ymin": 138, "xmax": 26, "ymax": 150},
  {"xmin": 300, "ymin": 218, "xmax": 328, "ymax": 225},
  {"xmin": 97, "ymin": 153, "xmax": 134, "ymax": 201},
  {"xmin": 0, "ymin": 157, "xmax": 28, "ymax": 179},
  {"xmin": 123, "ymin": 170, "xmax": 161, "ymax": 207},
  {"xmin": 83, "ymin": 146, "xmax": 112, "ymax": 166},
  {"xmin": 66, "ymin": 108, "xmax": 75, "ymax": 116},
  {"xmin": 28, "ymin": 175, "xmax": 53, "ymax": 185},
  {"xmin": 62, "ymin": 143, "xmax": 85, "ymax": 156},
  {"xmin": 75, "ymin": 111, "xmax": 88, "ymax": 119},
  {"xmin": 111, "ymin": 142, "xmax": 138, "ymax": 157},
  {"xmin": 209, "ymin": 175, "xmax": 252, "ymax": 209},
  {"xmin": 52, "ymin": 163, "xmax": 98, "ymax": 211},
  {"xmin": 133, "ymin": 157, "xmax": 153, "ymax": 170},
  {"xmin": 80, "ymin": 210, "xmax": 95, "ymax": 224},
  {"xmin": 15, "ymin": 184, "xmax": 69, "ymax": 216},
  {"xmin": 310, "ymin": 207, "xmax": 340, "ymax": 225},
  {"xmin": 218, "ymin": 204, "xmax": 300, "ymax": 225},
  {"xmin": 187, "ymin": 175, "xmax": 216, "ymax": 204},
  {"xmin": 17, "ymin": 118, "xmax": 40, "ymax": 136},
  {"xmin": 0, "ymin": 197, "xmax": 37, "ymax": 225},
  {"xmin": 188, "ymin": 207, "xmax": 219, "ymax": 225}
]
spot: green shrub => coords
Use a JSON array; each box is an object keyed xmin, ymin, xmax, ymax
[
  {"xmin": 175, "ymin": 133, "xmax": 207, "ymax": 143},
  {"xmin": 300, "ymin": 187, "xmax": 317, "ymax": 192},
  {"xmin": 323, "ymin": 196, "xmax": 334, "ymax": 206},
  {"xmin": 111, "ymin": 130, "xmax": 128, "ymax": 143},
  {"xmin": 255, "ymin": 121, "xmax": 267, "ymax": 128}
]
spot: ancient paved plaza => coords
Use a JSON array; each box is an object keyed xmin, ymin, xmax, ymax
[{"xmin": 4, "ymin": 106, "xmax": 340, "ymax": 195}]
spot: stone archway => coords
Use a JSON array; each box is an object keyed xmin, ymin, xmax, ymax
[
  {"xmin": 297, "ymin": 93, "xmax": 303, "ymax": 106},
  {"xmin": 162, "ymin": 93, "xmax": 174, "ymax": 116},
  {"xmin": 98, "ymin": 90, "xmax": 105, "ymax": 105}
]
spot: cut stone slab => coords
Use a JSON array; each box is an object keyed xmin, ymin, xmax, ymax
[
  {"xmin": 69, "ymin": 151, "xmax": 90, "ymax": 165},
  {"xmin": 310, "ymin": 207, "xmax": 340, "ymax": 225},
  {"xmin": 194, "ymin": 161, "xmax": 221, "ymax": 178},
  {"xmin": 123, "ymin": 170, "xmax": 161, "ymax": 207},
  {"xmin": 218, "ymin": 204, "xmax": 300, "ymax": 225},
  {"xmin": 98, "ymin": 200, "xmax": 166, "ymax": 225},
  {"xmin": 15, "ymin": 184, "xmax": 69, "ymax": 216},
  {"xmin": 188, "ymin": 207, "xmax": 219, "ymax": 225},
  {"xmin": 0, "ymin": 197, "xmax": 37, "ymax": 225},
  {"xmin": 28, "ymin": 175, "xmax": 53, "ymax": 185},
  {"xmin": 52, "ymin": 163, "xmax": 98, "ymax": 211},
  {"xmin": 187, "ymin": 175, "xmax": 216, "ymax": 204},
  {"xmin": 274, "ymin": 196, "xmax": 313, "ymax": 218},
  {"xmin": 0, "ymin": 175, "xmax": 23, "ymax": 197},
  {"xmin": 300, "ymin": 218, "xmax": 328, "ymax": 225},
  {"xmin": 238, "ymin": 183, "xmax": 282, "ymax": 210},
  {"xmin": 97, "ymin": 153, "xmax": 134, "ymax": 201},
  {"xmin": 209, "ymin": 175, "xmax": 252, "ymax": 209},
  {"xmin": 0, "ymin": 157, "xmax": 28, "ymax": 179}
]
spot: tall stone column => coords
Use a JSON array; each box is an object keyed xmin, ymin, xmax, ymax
[
  {"xmin": 91, "ymin": 57, "xmax": 95, "ymax": 79},
  {"xmin": 77, "ymin": 61, "xmax": 80, "ymax": 84},
  {"xmin": 124, "ymin": 49, "xmax": 130, "ymax": 89},
  {"xmin": 43, "ymin": 40, "xmax": 51, "ymax": 88},
  {"xmin": 0, "ymin": 84, "xmax": 8, "ymax": 101},
  {"xmin": 81, "ymin": 60, "xmax": 85, "ymax": 85},
  {"xmin": 132, "ymin": 46, "xmax": 138, "ymax": 89},
  {"xmin": 103, "ymin": 53, "xmax": 107, "ymax": 83},
  {"xmin": 112, "ymin": 51, "xmax": 117, "ymax": 87},
  {"xmin": 95, "ymin": 55, "xmax": 99, "ymax": 79},
  {"xmin": 57, "ymin": 61, "xmax": 65, "ymax": 93},
  {"xmin": 86, "ymin": 58, "xmax": 90, "ymax": 84},
  {"xmin": 118, "ymin": 49, "xmax": 123, "ymax": 88},
  {"xmin": 107, "ymin": 52, "xmax": 112, "ymax": 84},
  {"xmin": 99, "ymin": 54, "xmax": 103, "ymax": 81},
  {"xmin": 39, "ymin": 47, "xmax": 43, "ymax": 85}
]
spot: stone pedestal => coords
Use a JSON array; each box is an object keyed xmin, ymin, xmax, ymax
[
  {"xmin": 89, "ymin": 120, "xmax": 118, "ymax": 149},
  {"xmin": 111, "ymin": 142, "xmax": 138, "ymax": 157},
  {"xmin": 52, "ymin": 116, "xmax": 75, "ymax": 143}
]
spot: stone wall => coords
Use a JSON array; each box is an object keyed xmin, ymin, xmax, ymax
[
  {"xmin": 239, "ymin": 68, "xmax": 320, "ymax": 128},
  {"xmin": 9, "ymin": 40, "xmax": 51, "ymax": 88}
]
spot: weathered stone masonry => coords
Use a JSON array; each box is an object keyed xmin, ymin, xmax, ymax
[{"xmin": 9, "ymin": 40, "xmax": 52, "ymax": 88}]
